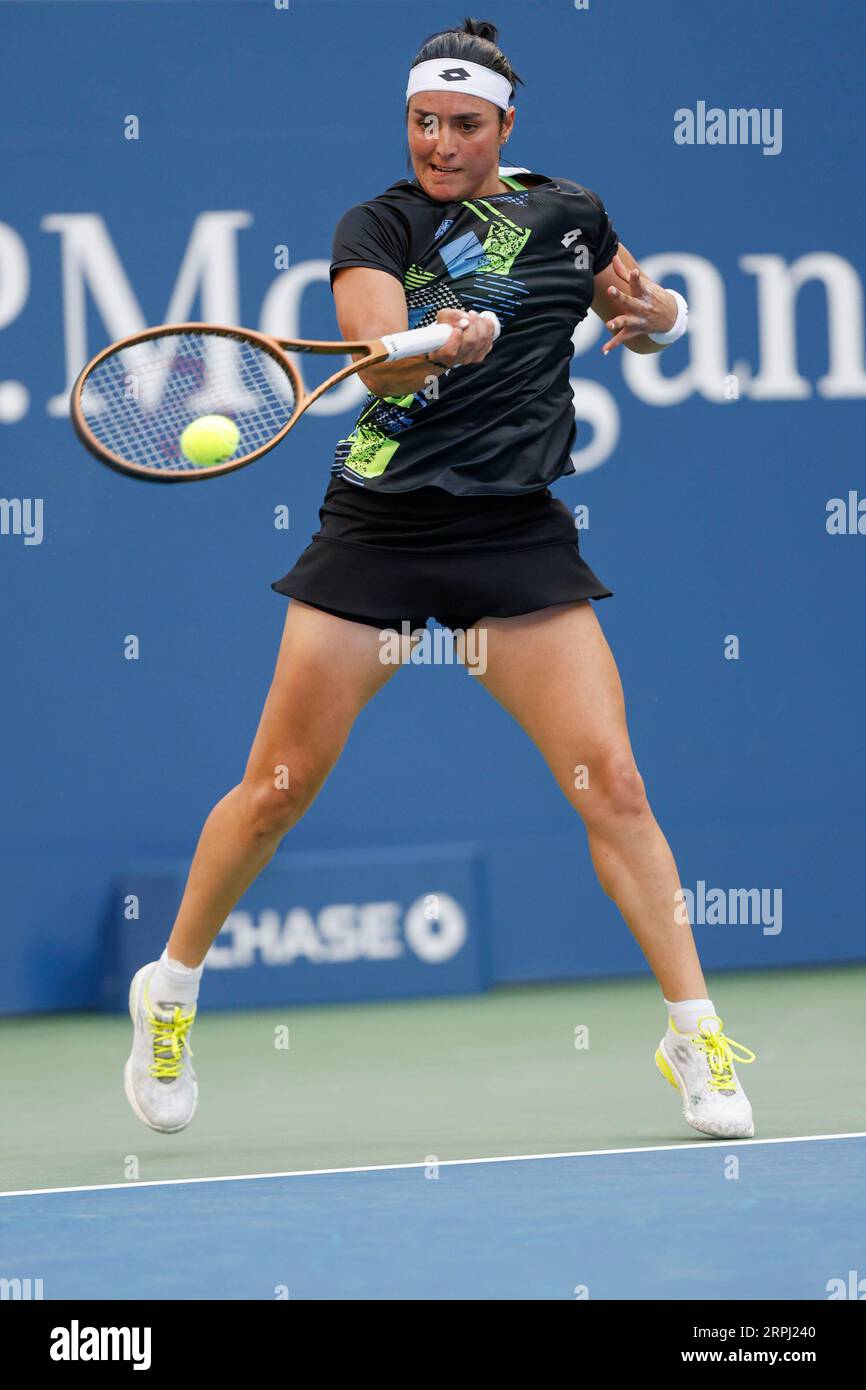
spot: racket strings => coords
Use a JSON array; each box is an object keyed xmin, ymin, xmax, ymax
[{"xmin": 79, "ymin": 331, "xmax": 297, "ymax": 474}]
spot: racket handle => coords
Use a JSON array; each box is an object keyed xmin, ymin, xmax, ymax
[
  {"xmin": 380, "ymin": 311, "xmax": 502, "ymax": 362},
  {"xmin": 380, "ymin": 323, "xmax": 451, "ymax": 361}
]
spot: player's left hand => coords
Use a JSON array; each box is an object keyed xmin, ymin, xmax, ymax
[{"xmin": 601, "ymin": 253, "xmax": 678, "ymax": 354}]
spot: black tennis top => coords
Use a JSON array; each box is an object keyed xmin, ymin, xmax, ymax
[{"xmin": 328, "ymin": 166, "xmax": 619, "ymax": 496}]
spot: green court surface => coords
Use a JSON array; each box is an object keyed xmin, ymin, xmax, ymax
[{"xmin": 2, "ymin": 965, "xmax": 863, "ymax": 1195}]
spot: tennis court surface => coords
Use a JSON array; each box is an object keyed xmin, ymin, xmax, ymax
[{"xmin": 3, "ymin": 968, "xmax": 863, "ymax": 1299}]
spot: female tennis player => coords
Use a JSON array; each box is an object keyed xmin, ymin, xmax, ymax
[{"xmin": 125, "ymin": 17, "xmax": 756, "ymax": 1139}]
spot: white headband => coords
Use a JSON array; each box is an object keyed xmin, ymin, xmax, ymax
[{"xmin": 406, "ymin": 58, "xmax": 513, "ymax": 113}]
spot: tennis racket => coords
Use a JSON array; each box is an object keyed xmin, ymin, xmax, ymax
[{"xmin": 70, "ymin": 312, "xmax": 501, "ymax": 483}]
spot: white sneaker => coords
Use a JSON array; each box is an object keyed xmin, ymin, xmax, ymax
[
  {"xmin": 655, "ymin": 1014, "xmax": 756, "ymax": 1139},
  {"xmin": 123, "ymin": 961, "xmax": 198, "ymax": 1133}
]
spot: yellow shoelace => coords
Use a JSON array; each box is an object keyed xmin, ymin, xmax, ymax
[
  {"xmin": 691, "ymin": 1015, "xmax": 756, "ymax": 1091},
  {"xmin": 147, "ymin": 1001, "xmax": 196, "ymax": 1080}
]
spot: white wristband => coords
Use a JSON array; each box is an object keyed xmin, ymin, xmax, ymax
[{"xmin": 649, "ymin": 289, "xmax": 688, "ymax": 345}]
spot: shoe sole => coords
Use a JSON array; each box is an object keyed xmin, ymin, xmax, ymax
[
  {"xmin": 655, "ymin": 1042, "xmax": 754, "ymax": 1140},
  {"xmin": 124, "ymin": 966, "xmax": 198, "ymax": 1135}
]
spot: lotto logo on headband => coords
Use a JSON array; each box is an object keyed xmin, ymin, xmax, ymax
[{"xmin": 407, "ymin": 58, "xmax": 512, "ymax": 111}]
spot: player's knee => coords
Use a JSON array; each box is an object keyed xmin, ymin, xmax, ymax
[
  {"xmin": 242, "ymin": 771, "xmax": 319, "ymax": 839},
  {"xmin": 578, "ymin": 747, "xmax": 650, "ymax": 823}
]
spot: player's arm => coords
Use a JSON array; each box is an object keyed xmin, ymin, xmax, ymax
[
  {"xmin": 332, "ymin": 267, "xmax": 493, "ymax": 396},
  {"xmin": 592, "ymin": 245, "xmax": 679, "ymax": 356}
]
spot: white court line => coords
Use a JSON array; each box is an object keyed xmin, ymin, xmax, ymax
[{"xmin": 2, "ymin": 1130, "xmax": 864, "ymax": 1200}]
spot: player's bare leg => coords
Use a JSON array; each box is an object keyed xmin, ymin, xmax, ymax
[
  {"xmin": 167, "ymin": 600, "xmax": 403, "ymax": 965},
  {"xmin": 469, "ymin": 599, "xmax": 701, "ymax": 997},
  {"xmin": 124, "ymin": 600, "xmax": 408, "ymax": 1132},
  {"xmin": 468, "ymin": 599, "xmax": 755, "ymax": 1138}
]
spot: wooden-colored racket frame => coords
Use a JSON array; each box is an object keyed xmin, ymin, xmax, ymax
[{"xmin": 70, "ymin": 321, "xmax": 408, "ymax": 483}]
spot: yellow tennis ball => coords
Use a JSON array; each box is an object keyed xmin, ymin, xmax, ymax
[{"xmin": 180, "ymin": 414, "xmax": 240, "ymax": 466}]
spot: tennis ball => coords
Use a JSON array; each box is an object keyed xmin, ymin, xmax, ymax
[{"xmin": 180, "ymin": 414, "xmax": 240, "ymax": 466}]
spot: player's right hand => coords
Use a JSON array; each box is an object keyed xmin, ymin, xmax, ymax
[{"xmin": 430, "ymin": 308, "xmax": 497, "ymax": 368}]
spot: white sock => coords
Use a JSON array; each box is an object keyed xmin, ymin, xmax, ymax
[
  {"xmin": 663, "ymin": 996, "xmax": 719, "ymax": 1036},
  {"xmin": 148, "ymin": 948, "xmax": 203, "ymax": 1013}
]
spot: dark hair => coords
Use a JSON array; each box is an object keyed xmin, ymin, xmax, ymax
[{"xmin": 408, "ymin": 17, "xmax": 525, "ymax": 129}]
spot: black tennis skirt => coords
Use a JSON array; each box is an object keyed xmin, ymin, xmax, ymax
[{"xmin": 271, "ymin": 475, "xmax": 613, "ymax": 631}]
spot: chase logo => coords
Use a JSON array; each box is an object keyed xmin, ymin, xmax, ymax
[
  {"xmin": 438, "ymin": 66, "xmax": 471, "ymax": 82},
  {"xmin": 206, "ymin": 892, "xmax": 468, "ymax": 968}
]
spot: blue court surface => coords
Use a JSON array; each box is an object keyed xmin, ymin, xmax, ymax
[{"xmin": 4, "ymin": 1134, "xmax": 864, "ymax": 1300}]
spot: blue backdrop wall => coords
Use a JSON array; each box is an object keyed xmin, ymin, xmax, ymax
[{"xmin": 2, "ymin": 0, "xmax": 864, "ymax": 1012}]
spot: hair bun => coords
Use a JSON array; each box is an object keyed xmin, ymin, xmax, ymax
[
  {"xmin": 410, "ymin": 17, "xmax": 523, "ymax": 100},
  {"xmin": 462, "ymin": 17, "xmax": 500, "ymax": 45}
]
